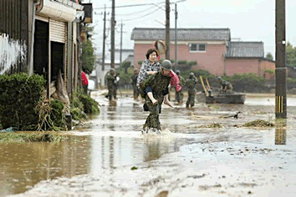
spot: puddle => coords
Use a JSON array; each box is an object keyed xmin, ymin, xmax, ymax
[{"xmin": 2, "ymin": 93, "xmax": 296, "ymax": 196}]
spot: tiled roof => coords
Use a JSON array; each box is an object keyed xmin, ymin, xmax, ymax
[
  {"xmin": 131, "ymin": 28, "xmax": 231, "ymax": 41},
  {"xmin": 225, "ymin": 42, "xmax": 264, "ymax": 58}
]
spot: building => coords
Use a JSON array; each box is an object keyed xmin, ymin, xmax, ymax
[
  {"xmin": 96, "ymin": 49, "xmax": 134, "ymax": 89},
  {"xmin": 0, "ymin": 0, "xmax": 88, "ymax": 97},
  {"xmin": 224, "ymin": 42, "xmax": 275, "ymax": 80},
  {"xmin": 131, "ymin": 28, "xmax": 275, "ymax": 79}
]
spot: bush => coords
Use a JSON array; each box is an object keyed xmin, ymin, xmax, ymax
[
  {"xmin": 224, "ymin": 73, "xmax": 266, "ymax": 92},
  {"xmin": 70, "ymin": 91, "xmax": 85, "ymax": 120},
  {"xmin": 50, "ymin": 99, "xmax": 66, "ymax": 129},
  {"xmin": 79, "ymin": 94, "xmax": 100, "ymax": 114},
  {"xmin": 115, "ymin": 67, "xmax": 134, "ymax": 88},
  {"xmin": 177, "ymin": 60, "xmax": 187, "ymax": 65},
  {"xmin": 70, "ymin": 90, "xmax": 100, "ymax": 120},
  {"xmin": 121, "ymin": 61, "xmax": 131, "ymax": 74},
  {"xmin": 138, "ymin": 60, "xmax": 143, "ymax": 65},
  {"xmin": 0, "ymin": 73, "xmax": 45, "ymax": 130},
  {"xmin": 188, "ymin": 60, "xmax": 197, "ymax": 66},
  {"xmin": 178, "ymin": 70, "xmax": 268, "ymax": 93}
]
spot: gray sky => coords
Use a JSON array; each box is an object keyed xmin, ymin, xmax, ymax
[{"xmin": 88, "ymin": 0, "xmax": 296, "ymax": 59}]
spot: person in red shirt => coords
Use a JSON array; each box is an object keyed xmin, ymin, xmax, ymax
[{"xmin": 81, "ymin": 70, "xmax": 88, "ymax": 94}]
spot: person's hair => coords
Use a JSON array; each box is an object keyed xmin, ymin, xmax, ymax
[{"xmin": 146, "ymin": 48, "xmax": 159, "ymax": 59}]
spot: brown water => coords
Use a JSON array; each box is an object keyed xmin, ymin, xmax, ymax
[
  {"xmin": 1, "ymin": 93, "xmax": 296, "ymax": 196},
  {"xmin": 0, "ymin": 136, "xmax": 91, "ymax": 195}
]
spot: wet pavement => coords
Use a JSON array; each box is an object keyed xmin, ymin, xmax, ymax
[{"xmin": 1, "ymin": 91, "xmax": 296, "ymax": 197}]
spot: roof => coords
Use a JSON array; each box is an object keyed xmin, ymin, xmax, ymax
[
  {"xmin": 225, "ymin": 42, "xmax": 264, "ymax": 58},
  {"xmin": 124, "ymin": 54, "xmax": 134, "ymax": 64},
  {"xmin": 131, "ymin": 28, "xmax": 231, "ymax": 41},
  {"xmin": 114, "ymin": 49, "xmax": 134, "ymax": 52}
]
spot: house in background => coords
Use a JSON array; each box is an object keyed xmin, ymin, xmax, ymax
[
  {"xmin": 95, "ymin": 49, "xmax": 134, "ymax": 89},
  {"xmin": 224, "ymin": 42, "xmax": 275, "ymax": 80},
  {"xmin": 131, "ymin": 28, "xmax": 275, "ymax": 79}
]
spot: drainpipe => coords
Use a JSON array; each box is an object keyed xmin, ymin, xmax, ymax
[{"xmin": 28, "ymin": 0, "xmax": 41, "ymax": 76}]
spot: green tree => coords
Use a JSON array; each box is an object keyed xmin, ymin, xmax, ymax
[
  {"xmin": 121, "ymin": 61, "xmax": 131, "ymax": 74},
  {"xmin": 265, "ymin": 52, "xmax": 273, "ymax": 61},
  {"xmin": 81, "ymin": 25, "xmax": 95, "ymax": 74},
  {"xmin": 286, "ymin": 42, "xmax": 296, "ymax": 68}
]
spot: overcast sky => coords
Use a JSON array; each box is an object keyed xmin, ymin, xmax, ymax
[{"xmin": 87, "ymin": 0, "xmax": 296, "ymax": 59}]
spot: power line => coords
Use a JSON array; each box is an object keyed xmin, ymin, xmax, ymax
[
  {"xmin": 124, "ymin": 6, "xmax": 165, "ymax": 22},
  {"xmin": 116, "ymin": 5, "xmax": 156, "ymax": 16},
  {"xmin": 94, "ymin": 2, "xmax": 166, "ymax": 10}
]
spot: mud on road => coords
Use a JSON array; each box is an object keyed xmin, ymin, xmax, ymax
[{"xmin": 3, "ymin": 93, "xmax": 296, "ymax": 197}]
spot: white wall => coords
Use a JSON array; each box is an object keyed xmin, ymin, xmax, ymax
[{"xmin": 0, "ymin": 34, "xmax": 27, "ymax": 75}]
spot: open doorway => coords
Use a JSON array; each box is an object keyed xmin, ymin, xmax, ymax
[
  {"xmin": 51, "ymin": 41, "xmax": 64, "ymax": 82},
  {"xmin": 34, "ymin": 20, "xmax": 49, "ymax": 79}
]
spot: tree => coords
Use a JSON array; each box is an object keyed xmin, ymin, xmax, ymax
[
  {"xmin": 266, "ymin": 52, "xmax": 274, "ymax": 61},
  {"xmin": 81, "ymin": 25, "xmax": 95, "ymax": 74},
  {"xmin": 286, "ymin": 42, "xmax": 296, "ymax": 68},
  {"xmin": 121, "ymin": 61, "xmax": 131, "ymax": 74}
]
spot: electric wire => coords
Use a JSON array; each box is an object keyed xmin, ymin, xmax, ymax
[
  {"xmin": 123, "ymin": 6, "xmax": 165, "ymax": 22},
  {"xmin": 116, "ymin": 5, "xmax": 156, "ymax": 16},
  {"xmin": 94, "ymin": 2, "xmax": 166, "ymax": 10}
]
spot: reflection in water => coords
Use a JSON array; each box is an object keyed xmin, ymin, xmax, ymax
[
  {"xmin": 0, "ymin": 136, "xmax": 91, "ymax": 195},
  {"xmin": 143, "ymin": 135, "xmax": 178, "ymax": 162},
  {"xmin": 109, "ymin": 136, "xmax": 114, "ymax": 168},
  {"xmin": 275, "ymin": 128, "xmax": 286, "ymax": 145},
  {"xmin": 275, "ymin": 120, "xmax": 287, "ymax": 145}
]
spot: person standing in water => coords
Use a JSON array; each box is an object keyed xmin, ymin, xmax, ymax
[{"xmin": 140, "ymin": 60, "xmax": 173, "ymax": 133}]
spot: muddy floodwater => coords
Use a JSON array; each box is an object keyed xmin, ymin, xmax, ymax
[{"xmin": 1, "ymin": 92, "xmax": 296, "ymax": 197}]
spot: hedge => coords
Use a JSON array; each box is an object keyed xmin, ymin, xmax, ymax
[{"xmin": 0, "ymin": 73, "xmax": 45, "ymax": 130}]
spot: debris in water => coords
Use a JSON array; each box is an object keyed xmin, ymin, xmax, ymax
[
  {"xmin": 220, "ymin": 111, "xmax": 241, "ymax": 119},
  {"xmin": 197, "ymin": 122, "xmax": 223, "ymax": 128},
  {"xmin": 156, "ymin": 190, "xmax": 169, "ymax": 197},
  {"xmin": 131, "ymin": 166, "xmax": 138, "ymax": 170},
  {"xmin": 243, "ymin": 119, "xmax": 274, "ymax": 127},
  {"xmin": 188, "ymin": 174, "xmax": 206, "ymax": 179},
  {"xmin": 199, "ymin": 184, "xmax": 222, "ymax": 190}
]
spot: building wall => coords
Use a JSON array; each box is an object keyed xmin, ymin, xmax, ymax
[
  {"xmin": 225, "ymin": 58, "xmax": 275, "ymax": 79},
  {"xmin": 0, "ymin": 0, "xmax": 29, "ymax": 74},
  {"xmin": 134, "ymin": 42, "xmax": 226, "ymax": 75},
  {"xmin": 259, "ymin": 59, "xmax": 275, "ymax": 80},
  {"xmin": 225, "ymin": 59, "xmax": 260, "ymax": 76},
  {"xmin": 176, "ymin": 44, "xmax": 226, "ymax": 76}
]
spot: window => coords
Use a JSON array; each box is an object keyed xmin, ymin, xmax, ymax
[{"xmin": 189, "ymin": 43, "xmax": 206, "ymax": 52}]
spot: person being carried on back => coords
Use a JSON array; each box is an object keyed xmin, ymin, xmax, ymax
[{"xmin": 140, "ymin": 60, "xmax": 174, "ymax": 133}]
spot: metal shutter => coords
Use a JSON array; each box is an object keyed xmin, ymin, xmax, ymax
[{"xmin": 49, "ymin": 19, "xmax": 66, "ymax": 43}]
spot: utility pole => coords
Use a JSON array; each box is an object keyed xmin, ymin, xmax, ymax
[
  {"xmin": 165, "ymin": 0, "xmax": 170, "ymax": 59},
  {"xmin": 275, "ymin": 0, "xmax": 287, "ymax": 118},
  {"xmin": 120, "ymin": 20, "xmax": 123, "ymax": 65},
  {"xmin": 101, "ymin": 5, "xmax": 107, "ymax": 89},
  {"xmin": 111, "ymin": 0, "xmax": 115, "ymax": 68},
  {"xmin": 102, "ymin": 5, "xmax": 106, "ymax": 72},
  {"xmin": 174, "ymin": 3, "xmax": 178, "ymax": 71}
]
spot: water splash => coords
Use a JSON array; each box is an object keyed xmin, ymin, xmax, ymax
[{"xmin": 0, "ymin": 33, "xmax": 27, "ymax": 75}]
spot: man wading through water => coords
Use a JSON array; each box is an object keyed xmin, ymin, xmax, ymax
[{"xmin": 140, "ymin": 60, "xmax": 173, "ymax": 133}]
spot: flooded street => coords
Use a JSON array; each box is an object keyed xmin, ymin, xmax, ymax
[{"xmin": 2, "ymin": 92, "xmax": 296, "ymax": 197}]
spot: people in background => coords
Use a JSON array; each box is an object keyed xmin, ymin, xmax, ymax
[
  {"xmin": 106, "ymin": 68, "xmax": 117, "ymax": 101},
  {"xmin": 131, "ymin": 68, "xmax": 140, "ymax": 100},
  {"xmin": 81, "ymin": 70, "xmax": 88, "ymax": 94},
  {"xmin": 185, "ymin": 72, "xmax": 197, "ymax": 108},
  {"xmin": 175, "ymin": 70, "xmax": 186, "ymax": 104},
  {"xmin": 217, "ymin": 76, "xmax": 233, "ymax": 92}
]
